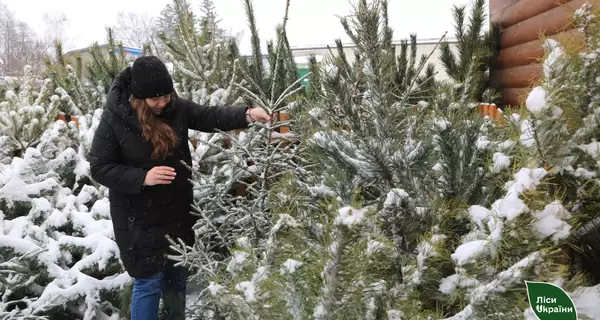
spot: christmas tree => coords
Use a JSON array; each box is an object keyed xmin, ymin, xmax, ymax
[
  {"xmin": 173, "ymin": 1, "xmax": 600, "ymax": 319},
  {"xmin": 198, "ymin": 0, "xmax": 226, "ymax": 40},
  {"xmin": 157, "ymin": 0, "xmax": 242, "ymax": 104},
  {"xmin": 86, "ymin": 28, "xmax": 136, "ymax": 95},
  {"xmin": 42, "ymin": 41, "xmax": 106, "ymax": 118},
  {"xmin": 0, "ymin": 65, "xmax": 62, "ymax": 159},
  {"xmin": 155, "ymin": 0, "xmax": 196, "ymax": 57},
  {"xmin": 173, "ymin": 0, "xmax": 441, "ymax": 317},
  {"xmin": 439, "ymin": 0, "xmax": 499, "ymax": 104},
  {"xmin": 0, "ymin": 65, "xmax": 130, "ymax": 319},
  {"xmin": 161, "ymin": 0, "xmax": 308, "ymax": 317}
]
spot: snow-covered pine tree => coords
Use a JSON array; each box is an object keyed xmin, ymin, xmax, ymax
[
  {"xmin": 164, "ymin": 0, "xmax": 309, "ymax": 317},
  {"xmin": 177, "ymin": 1, "xmax": 600, "ymax": 319},
  {"xmin": 187, "ymin": 22, "xmax": 306, "ymax": 256},
  {"xmin": 439, "ymin": 0, "xmax": 499, "ymax": 104},
  {"xmin": 562, "ymin": 3, "xmax": 600, "ymax": 285},
  {"xmin": 86, "ymin": 28, "xmax": 135, "ymax": 95},
  {"xmin": 394, "ymin": 78, "xmax": 514, "ymax": 320},
  {"xmin": 302, "ymin": 7, "xmax": 437, "ymax": 110},
  {"xmin": 291, "ymin": 1, "xmax": 505, "ymax": 318},
  {"xmin": 195, "ymin": 196, "xmax": 401, "ymax": 320},
  {"xmin": 394, "ymin": 34, "xmax": 437, "ymax": 104},
  {"xmin": 0, "ymin": 65, "xmax": 62, "ymax": 159},
  {"xmin": 155, "ymin": 0, "xmax": 247, "ymax": 228},
  {"xmin": 298, "ymin": 7, "xmax": 438, "ymax": 139},
  {"xmin": 399, "ymin": 3, "xmax": 600, "ymax": 319},
  {"xmin": 301, "ymin": 0, "xmax": 435, "ymax": 246},
  {"xmin": 40, "ymin": 39, "xmax": 108, "ymax": 194},
  {"xmin": 168, "ymin": 0, "xmax": 442, "ymax": 318},
  {"xmin": 0, "ymin": 67, "xmax": 130, "ymax": 319},
  {"xmin": 198, "ymin": 0, "xmax": 226, "ymax": 40},
  {"xmin": 237, "ymin": 0, "xmax": 300, "ymax": 102},
  {"xmin": 43, "ymin": 41, "xmax": 106, "ymax": 118},
  {"xmin": 155, "ymin": 1, "xmax": 193, "ymax": 57},
  {"xmin": 152, "ymin": 0, "xmax": 247, "ymax": 274},
  {"xmin": 158, "ymin": 0, "xmax": 241, "ymax": 104}
]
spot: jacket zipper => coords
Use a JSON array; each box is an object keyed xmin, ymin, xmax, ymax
[{"xmin": 126, "ymin": 197, "xmax": 137, "ymax": 251}]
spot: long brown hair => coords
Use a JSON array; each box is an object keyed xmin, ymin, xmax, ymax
[{"xmin": 129, "ymin": 92, "xmax": 179, "ymax": 159}]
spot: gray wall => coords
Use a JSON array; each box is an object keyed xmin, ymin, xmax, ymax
[{"xmin": 290, "ymin": 39, "xmax": 458, "ymax": 81}]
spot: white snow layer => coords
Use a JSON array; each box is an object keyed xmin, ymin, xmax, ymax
[
  {"xmin": 0, "ymin": 183, "xmax": 130, "ymax": 317},
  {"xmin": 525, "ymin": 87, "xmax": 547, "ymax": 115},
  {"xmin": 280, "ymin": 259, "xmax": 303, "ymax": 274},
  {"xmin": 491, "ymin": 152, "xmax": 511, "ymax": 173},
  {"xmin": 532, "ymin": 201, "xmax": 572, "ymax": 243},
  {"xmin": 451, "ymin": 168, "xmax": 549, "ymax": 266},
  {"xmin": 383, "ymin": 188, "xmax": 409, "ymax": 207},
  {"xmin": 335, "ymin": 206, "xmax": 366, "ymax": 226}
]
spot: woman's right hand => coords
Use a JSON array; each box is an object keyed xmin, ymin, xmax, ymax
[{"xmin": 143, "ymin": 166, "xmax": 176, "ymax": 186}]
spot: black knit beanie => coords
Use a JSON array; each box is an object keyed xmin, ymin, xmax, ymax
[{"xmin": 130, "ymin": 56, "xmax": 174, "ymax": 99}]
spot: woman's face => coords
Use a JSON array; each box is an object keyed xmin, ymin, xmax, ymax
[{"xmin": 145, "ymin": 94, "xmax": 171, "ymax": 114}]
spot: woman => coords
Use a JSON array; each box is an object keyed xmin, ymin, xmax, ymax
[{"xmin": 88, "ymin": 56, "xmax": 270, "ymax": 320}]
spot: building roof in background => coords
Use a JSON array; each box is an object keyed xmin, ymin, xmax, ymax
[
  {"xmin": 64, "ymin": 43, "xmax": 143, "ymax": 56},
  {"xmin": 289, "ymin": 37, "xmax": 458, "ymax": 51}
]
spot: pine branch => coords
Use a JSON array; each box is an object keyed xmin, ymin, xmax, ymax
[
  {"xmin": 243, "ymin": 0, "xmax": 264, "ymax": 87},
  {"xmin": 268, "ymin": 0, "xmax": 292, "ymax": 105}
]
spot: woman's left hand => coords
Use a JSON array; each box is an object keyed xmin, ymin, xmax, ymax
[{"xmin": 247, "ymin": 108, "xmax": 271, "ymax": 123}]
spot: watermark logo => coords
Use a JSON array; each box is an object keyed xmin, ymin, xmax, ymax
[{"xmin": 525, "ymin": 281, "xmax": 577, "ymax": 320}]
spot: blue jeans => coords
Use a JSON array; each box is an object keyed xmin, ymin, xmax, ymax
[{"xmin": 131, "ymin": 264, "xmax": 187, "ymax": 320}]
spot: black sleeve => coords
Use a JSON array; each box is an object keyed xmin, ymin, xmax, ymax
[
  {"xmin": 185, "ymin": 100, "xmax": 249, "ymax": 132},
  {"xmin": 88, "ymin": 113, "xmax": 148, "ymax": 195}
]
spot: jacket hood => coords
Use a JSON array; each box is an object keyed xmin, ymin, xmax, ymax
[{"xmin": 106, "ymin": 67, "xmax": 177, "ymax": 130}]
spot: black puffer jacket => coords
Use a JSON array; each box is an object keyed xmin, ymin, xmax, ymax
[{"xmin": 88, "ymin": 67, "xmax": 248, "ymax": 278}]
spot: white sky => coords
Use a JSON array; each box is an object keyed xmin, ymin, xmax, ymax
[{"xmin": 2, "ymin": 0, "xmax": 486, "ymax": 55}]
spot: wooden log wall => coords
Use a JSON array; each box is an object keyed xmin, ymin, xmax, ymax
[{"xmin": 491, "ymin": 0, "xmax": 595, "ymax": 106}]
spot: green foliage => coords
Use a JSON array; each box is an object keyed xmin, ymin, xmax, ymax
[
  {"xmin": 429, "ymin": 105, "xmax": 492, "ymax": 206},
  {"xmin": 394, "ymin": 34, "xmax": 438, "ymax": 103},
  {"xmin": 86, "ymin": 28, "xmax": 135, "ymax": 94},
  {"xmin": 439, "ymin": 0, "xmax": 499, "ymax": 103},
  {"xmin": 274, "ymin": 1, "xmax": 600, "ymax": 318},
  {"xmin": 195, "ymin": 181, "xmax": 408, "ymax": 319},
  {"xmin": 527, "ymin": 4, "xmax": 600, "ymax": 284},
  {"xmin": 305, "ymin": 55, "xmax": 322, "ymax": 100},
  {"xmin": 42, "ymin": 41, "xmax": 105, "ymax": 117},
  {"xmin": 238, "ymin": 0, "xmax": 302, "ymax": 109},
  {"xmin": 304, "ymin": 0, "xmax": 438, "ymax": 108},
  {"xmin": 301, "ymin": 0, "xmax": 436, "ymax": 206},
  {"xmin": 199, "ymin": 0, "xmax": 226, "ymax": 40},
  {"xmin": 165, "ymin": 5, "xmax": 308, "ymax": 319},
  {"xmin": 157, "ymin": 0, "xmax": 243, "ymax": 104},
  {"xmin": 0, "ymin": 67, "xmax": 62, "ymax": 157},
  {"xmin": 242, "ymin": 0, "xmax": 265, "ymax": 92}
]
